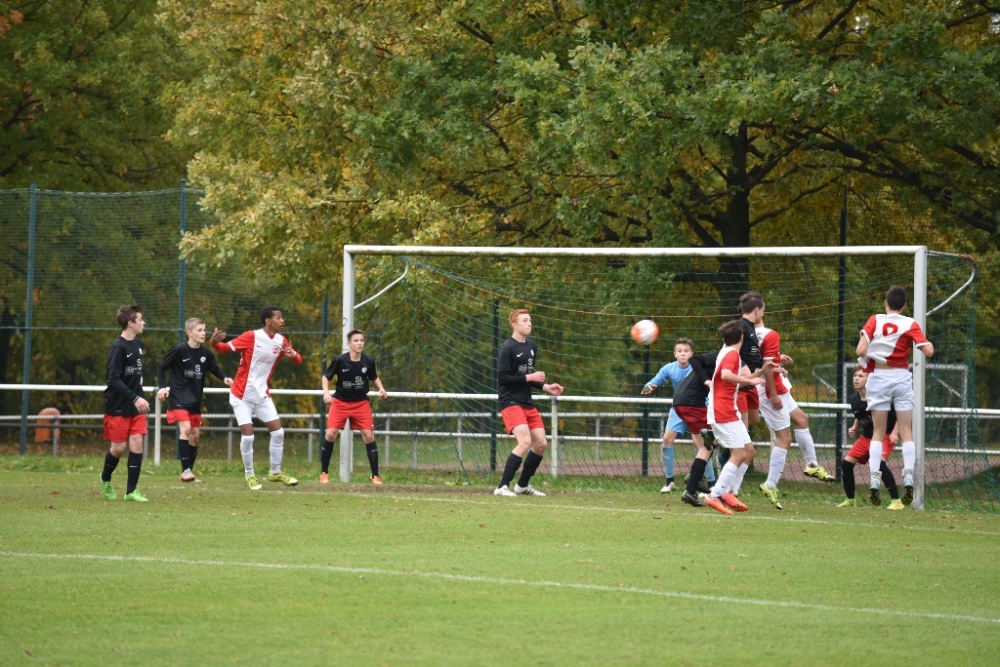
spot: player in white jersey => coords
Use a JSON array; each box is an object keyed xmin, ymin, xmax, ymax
[
  {"xmin": 211, "ymin": 306, "xmax": 303, "ymax": 491},
  {"xmin": 857, "ymin": 285, "xmax": 934, "ymax": 505},
  {"xmin": 754, "ymin": 308, "xmax": 835, "ymax": 510}
]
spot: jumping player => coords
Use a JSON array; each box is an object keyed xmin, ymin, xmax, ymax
[
  {"xmin": 703, "ymin": 320, "xmax": 773, "ymax": 515},
  {"xmin": 641, "ymin": 338, "xmax": 696, "ymax": 492},
  {"xmin": 494, "ymin": 309, "xmax": 564, "ymax": 497},
  {"xmin": 320, "ymin": 329, "xmax": 388, "ymax": 485},
  {"xmin": 671, "ymin": 350, "xmax": 721, "ymax": 507},
  {"xmin": 857, "ymin": 285, "xmax": 934, "ymax": 505},
  {"xmin": 157, "ymin": 317, "xmax": 232, "ymax": 483},
  {"xmin": 754, "ymin": 303, "xmax": 836, "ymax": 510},
  {"xmin": 211, "ymin": 306, "xmax": 303, "ymax": 491},
  {"xmin": 100, "ymin": 305, "xmax": 151, "ymax": 502},
  {"xmin": 839, "ymin": 368, "xmax": 903, "ymax": 510}
]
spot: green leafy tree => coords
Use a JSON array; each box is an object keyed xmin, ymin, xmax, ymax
[{"xmin": 0, "ymin": 1, "xmax": 190, "ymax": 189}]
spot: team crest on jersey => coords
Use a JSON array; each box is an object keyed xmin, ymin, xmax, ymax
[
  {"xmin": 530, "ymin": 350, "xmax": 534, "ymax": 356},
  {"xmin": 200, "ymin": 357, "xmax": 206, "ymax": 363},
  {"xmin": 272, "ymin": 345, "xmax": 281, "ymax": 354},
  {"xmin": 362, "ymin": 367, "xmax": 367, "ymax": 373}
]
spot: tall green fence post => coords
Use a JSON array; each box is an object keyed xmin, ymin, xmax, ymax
[
  {"xmin": 178, "ymin": 179, "xmax": 187, "ymax": 343},
  {"xmin": 19, "ymin": 183, "xmax": 38, "ymax": 454},
  {"xmin": 835, "ymin": 185, "xmax": 848, "ymax": 479}
]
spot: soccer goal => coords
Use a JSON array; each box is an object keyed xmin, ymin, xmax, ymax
[{"xmin": 340, "ymin": 244, "xmax": 996, "ymax": 510}]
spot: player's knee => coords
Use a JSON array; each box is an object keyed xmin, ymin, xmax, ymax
[
  {"xmin": 360, "ymin": 429, "xmax": 375, "ymax": 443},
  {"xmin": 325, "ymin": 428, "xmax": 339, "ymax": 440}
]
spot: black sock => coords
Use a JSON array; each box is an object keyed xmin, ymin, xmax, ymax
[
  {"xmin": 842, "ymin": 460, "xmax": 856, "ymax": 499},
  {"xmin": 366, "ymin": 442, "xmax": 379, "ymax": 477},
  {"xmin": 719, "ymin": 447, "xmax": 731, "ymax": 468},
  {"xmin": 179, "ymin": 439, "xmax": 192, "ymax": 472},
  {"xmin": 320, "ymin": 439, "xmax": 335, "ymax": 474},
  {"xmin": 687, "ymin": 458, "xmax": 708, "ymax": 495},
  {"xmin": 881, "ymin": 461, "xmax": 899, "ymax": 499},
  {"xmin": 189, "ymin": 444, "xmax": 198, "ymax": 469},
  {"xmin": 498, "ymin": 453, "xmax": 523, "ymax": 489},
  {"xmin": 126, "ymin": 451, "xmax": 143, "ymax": 494},
  {"xmin": 101, "ymin": 451, "xmax": 120, "ymax": 482},
  {"xmin": 517, "ymin": 451, "xmax": 544, "ymax": 488}
]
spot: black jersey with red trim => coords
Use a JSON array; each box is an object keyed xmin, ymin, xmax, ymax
[
  {"xmin": 324, "ymin": 352, "xmax": 378, "ymax": 402},
  {"xmin": 157, "ymin": 343, "xmax": 227, "ymax": 412},
  {"xmin": 104, "ymin": 336, "xmax": 145, "ymax": 416},
  {"xmin": 497, "ymin": 337, "xmax": 544, "ymax": 409}
]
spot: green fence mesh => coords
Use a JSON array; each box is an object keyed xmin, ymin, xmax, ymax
[{"xmin": 0, "ymin": 187, "xmax": 997, "ymax": 510}]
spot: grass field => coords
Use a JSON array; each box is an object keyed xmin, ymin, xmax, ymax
[{"xmin": 2, "ymin": 456, "xmax": 999, "ymax": 667}]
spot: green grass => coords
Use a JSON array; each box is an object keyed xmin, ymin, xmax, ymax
[{"xmin": 2, "ymin": 456, "xmax": 999, "ymax": 666}]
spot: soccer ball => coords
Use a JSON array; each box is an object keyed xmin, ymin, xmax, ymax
[{"xmin": 631, "ymin": 319, "xmax": 659, "ymax": 346}]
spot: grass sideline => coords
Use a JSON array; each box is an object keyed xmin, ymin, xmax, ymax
[{"xmin": 1, "ymin": 457, "xmax": 999, "ymax": 666}]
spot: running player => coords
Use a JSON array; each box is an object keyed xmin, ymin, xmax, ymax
[
  {"xmin": 838, "ymin": 368, "xmax": 903, "ymax": 510},
  {"xmin": 320, "ymin": 329, "xmax": 388, "ymax": 485},
  {"xmin": 494, "ymin": 309, "xmax": 564, "ymax": 497},
  {"xmin": 641, "ymin": 338, "xmax": 696, "ymax": 492},
  {"xmin": 755, "ymin": 303, "xmax": 836, "ymax": 510},
  {"xmin": 703, "ymin": 320, "xmax": 773, "ymax": 515},
  {"xmin": 210, "ymin": 306, "xmax": 303, "ymax": 491},
  {"xmin": 156, "ymin": 317, "xmax": 232, "ymax": 483},
  {"xmin": 100, "ymin": 305, "xmax": 151, "ymax": 502},
  {"xmin": 857, "ymin": 285, "xmax": 934, "ymax": 505}
]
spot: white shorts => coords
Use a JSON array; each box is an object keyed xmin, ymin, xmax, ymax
[
  {"xmin": 229, "ymin": 394, "xmax": 279, "ymax": 426},
  {"xmin": 759, "ymin": 391, "xmax": 799, "ymax": 433},
  {"xmin": 712, "ymin": 420, "xmax": 752, "ymax": 450},
  {"xmin": 866, "ymin": 368, "xmax": 913, "ymax": 411}
]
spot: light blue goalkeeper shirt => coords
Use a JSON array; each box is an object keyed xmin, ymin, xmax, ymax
[{"xmin": 645, "ymin": 361, "xmax": 691, "ymax": 392}]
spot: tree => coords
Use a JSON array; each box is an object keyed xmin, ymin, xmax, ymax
[{"xmin": 0, "ymin": 1, "xmax": 190, "ymax": 189}]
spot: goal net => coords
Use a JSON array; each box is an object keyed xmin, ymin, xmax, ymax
[{"xmin": 343, "ymin": 245, "xmax": 998, "ymax": 511}]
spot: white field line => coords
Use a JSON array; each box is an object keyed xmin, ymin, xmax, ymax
[{"xmin": 1, "ymin": 550, "xmax": 997, "ymax": 626}]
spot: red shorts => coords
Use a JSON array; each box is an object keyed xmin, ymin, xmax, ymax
[
  {"xmin": 103, "ymin": 414, "xmax": 147, "ymax": 442},
  {"xmin": 737, "ymin": 389, "xmax": 760, "ymax": 413},
  {"xmin": 166, "ymin": 410, "xmax": 202, "ymax": 428},
  {"xmin": 847, "ymin": 435, "xmax": 895, "ymax": 464},
  {"xmin": 501, "ymin": 405, "xmax": 545, "ymax": 435},
  {"xmin": 674, "ymin": 405, "xmax": 709, "ymax": 433},
  {"xmin": 327, "ymin": 399, "xmax": 374, "ymax": 430}
]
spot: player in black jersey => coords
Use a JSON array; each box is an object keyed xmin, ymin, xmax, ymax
[
  {"xmin": 672, "ymin": 350, "xmax": 722, "ymax": 507},
  {"xmin": 100, "ymin": 305, "xmax": 151, "ymax": 502},
  {"xmin": 737, "ymin": 292, "xmax": 765, "ymax": 428},
  {"xmin": 320, "ymin": 329, "xmax": 388, "ymax": 485},
  {"xmin": 838, "ymin": 368, "xmax": 903, "ymax": 509},
  {"xmin": 494, "ymin": 309, "xmax": 564, "ymax": 497},
  {"xmin": 156, "ymin": 317, "xmax": 232, "ymax": 483}
]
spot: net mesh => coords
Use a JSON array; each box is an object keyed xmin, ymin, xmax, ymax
[{"xmin": 350, "ymin": 250, "xmax": 998, "ymax": 510}]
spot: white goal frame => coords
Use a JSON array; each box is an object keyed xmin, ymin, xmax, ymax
[{"xmin": 344, "ymin": 244, "xmax": 930, "ymax": 508}]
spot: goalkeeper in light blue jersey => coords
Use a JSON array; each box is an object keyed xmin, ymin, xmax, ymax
[{"xmin": 641, "ymin": 338, "xmax": 698, "ymax": 493}]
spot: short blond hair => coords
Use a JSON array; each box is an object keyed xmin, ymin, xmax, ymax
[{"xmin": 185, "ymin": 317, "xmax": 205, "ymax": 332}]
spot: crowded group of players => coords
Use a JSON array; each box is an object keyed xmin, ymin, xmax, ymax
[{"xmin": 99, "ymin": 287, "xmax": 932, "ymax": 512}]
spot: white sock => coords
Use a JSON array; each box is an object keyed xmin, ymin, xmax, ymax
[
  {"xmin": 269, "ymin": 428, "xmax": 285, "ymax": 474},
  {"xmin": 868, "ymin": 440, "xmax": 882, "ymax": 484},
  {"xmin": 795, "ymin": 428, "xmax": 818, "ymax": 466},
  {"xmin": 901, "ymin": 441, "xmax": 915, "ymax": 478},
  {"xmin": 711, "ymin": 462, "xmax": 739, "ymax": 498},
  {"xmin": 731, "ymin": 462, "xmax": 750, "ymax": 495},
  {"xmin": 766, "ymin": 447, "xmax": 788, "ymax": 488},
  {"xmin": 240, "ymin": 435, "xmax": 255, "ymax": 476}
]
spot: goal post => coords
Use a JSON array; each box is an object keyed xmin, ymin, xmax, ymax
[{"xmin": 341, "ymin": 244, "xmax": 989, "ymax": 509}]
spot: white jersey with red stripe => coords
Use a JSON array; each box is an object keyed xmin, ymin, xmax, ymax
[
  {"xmin": 754, "ymin": 325, "xmax": 788, "ymax": 398},
  {"xmin": 707, "ymin": 346, "xmax": 741, "ymax": 425},
  {"xmin": 220, "ymin": 329, "xmax": 291, "ymax": 403},
  {"xmin": 861, "ymin": 313, "xmax": 930, "ymax": 370}
]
